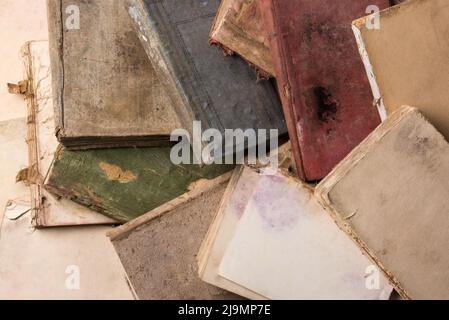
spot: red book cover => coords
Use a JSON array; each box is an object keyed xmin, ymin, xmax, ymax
[{"xmin": 259, "ymin": 0, "xmax": 389, "ymax": 181}]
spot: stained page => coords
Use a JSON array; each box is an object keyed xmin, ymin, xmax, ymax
[{"xmin": 220, "ymin": 173, "xmax": 392, "ymax": 300}]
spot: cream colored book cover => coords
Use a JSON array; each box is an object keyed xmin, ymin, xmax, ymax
[
  {"xmin": 353, "ymin": 0, "xmax": 449, "ymax": 137},
  {"xmin": 317, "ymin": 106, "xmax": 449, "ymax": 300}
]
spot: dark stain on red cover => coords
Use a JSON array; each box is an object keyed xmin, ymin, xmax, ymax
[{"xmin": 314, "ymin": 87, "xmax": 338, "ymax": 123}]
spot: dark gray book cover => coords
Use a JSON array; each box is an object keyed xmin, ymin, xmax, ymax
[
  {"xmin": 47, "ymin": 0, "xmax": 181, "ymax": 149},
  {"xmin": 125, "ymin": 0, "xmax": 287, "ymax": 154}
]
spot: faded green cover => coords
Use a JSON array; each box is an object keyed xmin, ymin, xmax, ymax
[{"xmin": 44, "ymin": 147, "xmax": 234, "ymax": 222}]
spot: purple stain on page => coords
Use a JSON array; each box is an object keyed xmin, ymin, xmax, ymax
[
  {"xmin": 253, "ymin": 175, "xmax": 300, "ymax": 232},
  {"xmin": 230, "ymin": 176, "xmax": 261, "ymax": 219},
  {"xmin": 232, "ymin": 201, "xmax": 248, "ymax": 219}
]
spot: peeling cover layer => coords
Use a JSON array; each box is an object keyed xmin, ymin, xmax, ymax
[
  {"xmin": 47, "ymin": 0, "xmax": 181, "ymax": 149},
  {"xmin": 259, "ymin": 0, "xmax": 389, "ymax": 181},
  {"xmin": 210, "ymin": 0, "xmax": 274, "ymax": 78}
]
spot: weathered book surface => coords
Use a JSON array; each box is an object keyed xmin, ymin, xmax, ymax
[
  {"xmin": 218, "ymin": 170, "xmax": 392, "ymax": 300},
  {"xmin": 14, "ymin": 41, "xmax": 116, "ymax": 227},
  {"xmin": 210, "ymin": 0, "xmax": 274, "ymax": 78},
  {"xmin": 125, "ymin": 0, "xmax": 287, "ymax": 155},
  {"xmin": 353, "ymin": 0, "xmax": 449, "ymax": 140},
  {"xmin": 47, "ymin": 0, "xmax": 181, "ymax": 149},
  {"xmin": 316, "ymin": 106, "xmax": 449, "ymax": 300},
  {"xmin": 259, "ymin": 0, "xmax": 389, "ymax": 181},
  {"xmin": 108, "ymin": 174, "xmax": 240, "ymax": 300},
  {"xmin": 44, "ymin": 146, "xmax": 234, "ymax": 223}
]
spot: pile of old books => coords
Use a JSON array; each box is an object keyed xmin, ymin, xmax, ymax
[{"xmin": 7, "ymin": 0, "xmax": 449, "ymax": 300}]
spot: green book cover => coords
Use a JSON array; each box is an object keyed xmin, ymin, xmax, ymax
[{"xmin": 45, "ymin": 147, "xmax": 234, "ymax": 222}]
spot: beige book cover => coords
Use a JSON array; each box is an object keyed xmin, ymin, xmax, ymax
[
  {"xmin": 353, "ymin": 0, "xmax": 449, "ymax": 137},
  {"xmin": 316, "ymin": 106, "xmax": 449, "ymax": 300},
  {"xmin": 108, "ymin": 173, "xmax": 240, "ymax": 300},
  {"xmin": 47, "ymin": 0, "xmax": 181, "ymax": 149},
  {"xmin": 218, "ymin": 171, "xmax": 393, "ymax": 300}
]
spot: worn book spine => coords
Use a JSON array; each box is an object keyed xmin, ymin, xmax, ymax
[
  {"xmin": 17, "ymin": 42, "xmax": 42, "ymax": 227},
  {"xmin": 352, "ymin": 0, "xmax": 449, "ymax": 142},
  {"xmin": 352, "ymin": 0, "xmax": 419, "ymax": 122},
  {"xmin": 259, "ymin": 0, "xmax": 388, "ymax": 181},
  {"xmin": 210, "ymin": 0, "xmax": 274, "ymax": 78},
  {"xmin": 15, "ymin": 41, "xmax": 117, "ymax": 227}
]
